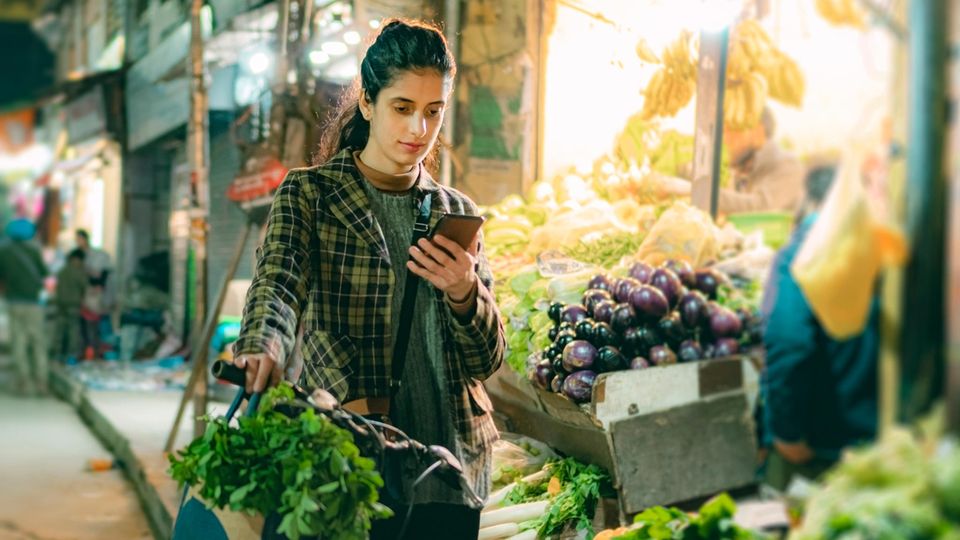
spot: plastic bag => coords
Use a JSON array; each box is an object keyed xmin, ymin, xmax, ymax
[
  {"xmin": 635, "ymin": 201, "xmax": 721, "ymax": 267},
  {"xmin": 490, "ymin": 434, "xmax": 558, "ymax": 489},
  {"xmin": 790, "ymin": 151, "xmax": 905, "ymax": 339}
]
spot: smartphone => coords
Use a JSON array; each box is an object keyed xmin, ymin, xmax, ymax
[{"xmin": 429, "ymin": 213, "xmax": 485, "ymax": 250}]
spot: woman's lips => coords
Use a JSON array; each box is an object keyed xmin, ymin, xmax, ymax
[{"xmin": 399, "ymin": 142, "xmax": 425, "ymax": 153}]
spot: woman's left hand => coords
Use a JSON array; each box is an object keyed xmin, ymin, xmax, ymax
[{"xmin": 407, "ymin": 234, "xmax": 479, "ymax": 301}]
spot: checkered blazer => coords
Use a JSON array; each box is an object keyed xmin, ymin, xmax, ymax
[{"xmin": 233, "ymin": 149, "xmax": 505, "ymax": 448}]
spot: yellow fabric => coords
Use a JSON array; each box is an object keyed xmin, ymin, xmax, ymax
[{"xmin": 790, "ymin": 152, "xmax": 905, "ymax": 339}]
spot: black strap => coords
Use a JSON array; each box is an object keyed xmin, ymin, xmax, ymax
[{"xmin": 389, "ymin": 191, "xmax": 433, "ymax": 398}]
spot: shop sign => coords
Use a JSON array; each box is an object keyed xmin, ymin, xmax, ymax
[
  {"xmin": 0, "ymin": 108, "xmax": 34, "ymax": 154},
  {"xmin": 66, "ymin": 87, "xmax": 107, "ymax": 144},
  {"xmin": 227, "ymin": 157, "xmax": 287, "ymax": 203}
]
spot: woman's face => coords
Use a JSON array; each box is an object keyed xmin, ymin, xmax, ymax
[{"xmin": 359, "ymin": 68, "xmax": 451, "ymax": 174}]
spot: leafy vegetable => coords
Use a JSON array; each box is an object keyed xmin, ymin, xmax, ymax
[
  {"xmin": 169, "ymin": 385, "xmax": 391, "ymax": 540},
  {"xmin": 614, "ymin": 493, "xmax": 765, "ymax": 540},
  {"xmin": 563, "ymin": 232, "xmax": 646, "ymax": 269}
]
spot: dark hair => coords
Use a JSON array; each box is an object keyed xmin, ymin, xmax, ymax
[
  {"xmin": 795, "ymin": 163, "xmax": 837, "ymax": 224},
  {"xmin": 76, "ymin": 229, "xmax": 89, "ymax": 241},
  {"xmin": 315, "ymin": 18, "xmax": 456, "ymax": 165},
  {"xmin": 67, "ymin": 248, "xmax": 86, "ymax": 262}
]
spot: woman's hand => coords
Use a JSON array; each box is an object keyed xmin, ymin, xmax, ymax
[
  {"xmin": 774, "ymin": 439, "xmax": 814, "ymax": 465},
  {"xmin": 233, "ymin": 352, "xmax": 282, "ymax": 393},
  {"xmin": 407, "ymin": 233, "xmax": 479, "ymax": 305}
]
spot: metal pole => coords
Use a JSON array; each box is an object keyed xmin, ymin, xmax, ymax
[
  {"xmin": 900, "ymin": 0, "xmax": 948, "ymax": 423},
  {"xmin": 440, "ymin": 0, "xmax": 461, "ymax": 187},
  {"xmin": 187, "ymin": 0, "xmax": 211, "ymax": 438},
  {"xmin": 691, "ymin": 28, "xmax": 729, "ymax": 218}
]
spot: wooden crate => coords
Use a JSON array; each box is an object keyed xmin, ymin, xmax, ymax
[{"xmin": 485, "ymin": 358, "xmax": 760, "ymax": 516}]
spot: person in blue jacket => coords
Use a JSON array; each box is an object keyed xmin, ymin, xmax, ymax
[{"xmin": 761, "ymin": 162, "xmax": 879, "ymax": 490}]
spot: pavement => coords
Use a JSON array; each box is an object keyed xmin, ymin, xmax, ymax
[{"xmin": 0, "ymin": 355, "xmax": 153, "ymax": 540}]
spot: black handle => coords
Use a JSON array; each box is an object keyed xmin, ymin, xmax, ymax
[{"xmin": 212, "ymin": 360, "xmax": 246, "ymax": 387}]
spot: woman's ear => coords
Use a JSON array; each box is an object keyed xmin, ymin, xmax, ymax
[{"xmin": 358, "ymin": 91, "xmax": 373, "ymax": 121}]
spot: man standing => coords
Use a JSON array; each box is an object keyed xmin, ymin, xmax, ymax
[
  {"xmin": 0, "ymin": 219, "xmax": 49, "ymax": 396},
  {"xmin": 75, "ymin": 229, "xmax": 113, "ymax": 358}
]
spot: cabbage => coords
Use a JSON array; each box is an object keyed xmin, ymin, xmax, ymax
[{"xmin": 509, "ymin": 265, "xmax": 542, "ymax": 296}]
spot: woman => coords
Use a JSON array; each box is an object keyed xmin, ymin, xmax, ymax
[{"xmin": 231, "ymin": 18, "xmax": 505, "ymax": 539}]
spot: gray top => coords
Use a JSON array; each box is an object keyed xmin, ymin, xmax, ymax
[{"xmin": 362, "ymin": 181, "xmax": 490, "ymax": 506}]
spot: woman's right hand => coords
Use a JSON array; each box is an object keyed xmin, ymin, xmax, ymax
[{"xmin": 234, "ymin": 353, "xmax": 281, "ymax": 393}]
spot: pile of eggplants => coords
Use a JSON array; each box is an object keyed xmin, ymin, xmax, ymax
[{"xmin": 530, "ymin": 260, "xmax": 762, "ymax": 404}]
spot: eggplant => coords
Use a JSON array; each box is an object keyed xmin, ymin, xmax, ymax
[
  {"xmin": 582, "ymin": 289, "xmax": 613, "ymax": 315},
  {"xmin": 677, "ymin": 339, "xmax": 703, "ymax": 363},
  {"xmin": 588, "ymin": 273, "xmax": 616, "ymax": 293},
  {"xmin": 630, "ymin": 356, "xmax": 651, "ymax": 369},
  {"xmin": 594, "ymin": 345, "xmax": 628, "ymax": 373},
  {"xmin": 695, "ymin": 268, "xmax": 727, "ymax": 300},
  {"xmin": 592, "ymin": 300, "xmax": 616, "ymax": 324},
  {"xmin": 575, "ymin": 319, "xmax": 597, "ymax": 342},
  {"xmin": 562, "ymin": 370, "xmax": 597, "ymax": 403},
  {"xmin": 534, "ymin": 359, "xmax": 555, "ymax": 389},
  {"xmin": 663, "ymin": 259, "xmax": 696, "ymax": 288},
  {"xmin": 548, "ymin": 302, "xmax": 566, "ymax": 324},
  {"xmin": 546, "ymin": 344, "xmax": 560, "ymax": 360},
  {"xmin": 709, "ymin": 306, "xmax": 743, "ymax": 338},
  {"xmin": 649, "ymin": 344, "xmax": 678, "ymax": 366},
  {"xmin": 650, "ymin": 268, "xmax": 683, "ymax": 307},
  {"xmin": 610, "ymin": 303, "xmax": 638, "ymax": 334},
  {"xmin": 628, "ymin": 261, "xmax": 654, "ymax": 283},
  {"xmin": 555, "ymin": 330, "xmax": 577, "ymax": 351},
  {"xmin": 620, "ymin": 326, "xmax": 643, "ymax": 357},
  {"xmin": 657, "ymin": 312, "xmax": 687, "ymax": 348},
  {"xmin": 558, "ymin": 322, "xmax": 575, "ymax": 334},
  {"xmin": 628, "ymin": 284, "xmax": 670, "ymax": 322},
  {"xmin": 550, "ymin": 374, "xmax": 566, "ymax": 393},
  {"xmin": 678, "ymin": 290, "xmax": 708, "ymax": 329},
  {"xmin": 614, "ymin": 277, "xmax": 642, "ymax": 303},
  {"xmin": 592, "ymin": 322, "xmax": 617, "ymax": 348},
  {"xmin": 562, "ymin": 340, "xmax": 598, "ymax": 372},
  {"xmin": 548, "ymin": 326, "xmax": 560, "ymax": 341},
  {"xmin": 561, "ymin": 304, "xmax": 590, "ymax": 325},
  {"xmin": 713, "ymin": 338, "xmax": 740, "ymax": 358},
  {"xmin": 637, "ymin": 325, "xmax": 664, "ymax": 352},
  {"xmin": 552, "ymin": 356, "xmax": 567, "ymax": 375}
]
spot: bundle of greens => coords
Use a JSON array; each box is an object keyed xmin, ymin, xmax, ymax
[
  {"xmin": 614, "ymin": 493, "xmax": 765, "ymax": 540},
  {"xmin": 169, "ymin": 385, "xmax": 391, "ymax": 540}
]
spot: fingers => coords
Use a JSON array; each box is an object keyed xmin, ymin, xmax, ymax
[
  {"xmin": 234, "ymin": 354, "xmax": 279, "ymax": 393},
  {"xmin": 243, "ymin": 356, "xmax": 258, "ymax": 394},
  {"xmin": 253, "ymin": 356, "xmax": 276, "ymax": 393}
]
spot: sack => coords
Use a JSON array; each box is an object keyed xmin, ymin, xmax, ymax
[
  {"xmin": 635, "ymin": 201, "xmax": 721, "ymax": 267},
  {"xmin": 790, "ymin": 150, "xmax": 905, "ymax": 339}
]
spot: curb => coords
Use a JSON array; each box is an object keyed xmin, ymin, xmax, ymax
[{"xmin": 50, "ymin": 364, "xmax": 174, "ymax": 540}]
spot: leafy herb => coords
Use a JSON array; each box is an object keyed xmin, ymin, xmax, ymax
[
  {"xmin": 562, "ymin": 232, "xmax": 646, "ymax": 268},
  {"xmin": 614, "ymin": 493, "xmax": 766, "ymax": 540},
  {"xmin": 169, "ymin": 384, "xmax": 392, "ymax": 540},
  {"xmin": 511, "ymin": 457, "xmax": 613, "ymax": 539}
]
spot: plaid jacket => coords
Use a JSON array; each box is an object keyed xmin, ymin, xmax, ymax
[{"xmin": 233, "ymin": 149, "xmax": 505, "ymax": 448}]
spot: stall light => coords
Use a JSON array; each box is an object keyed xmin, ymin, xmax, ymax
[
  {"xmin": 369, "ymin": 19, "xmax": 380, "ymax": 29},
  {"xmin": 309, "ymin": 49, "xmax": 330, "ymax": 65},
  {"xmin": 322, "ymin": 41, "xmax": 349, "ymax": 56},
  {"xmin": 247, "ymin": 51, "xmax": 272, "ymax": 74},
  {"xmin": 343, "ymin": 30, "xmax": 361, "ymax": 45}
]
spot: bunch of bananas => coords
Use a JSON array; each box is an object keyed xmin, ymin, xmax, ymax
[
  {"xmin": 815, "ymin": 0, "xmax": 867, "ymax": 28},
  {"xmin": 640, "ymin": 31, "xmax": 697, "ymax": 120}
]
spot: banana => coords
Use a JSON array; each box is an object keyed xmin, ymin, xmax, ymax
[{"xmin": 635, "ymin": 38, "xmax": 660, "ymax": 64}]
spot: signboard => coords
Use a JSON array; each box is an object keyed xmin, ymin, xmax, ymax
[
  {"xmin": 0, "ymin": 108, "xmax": 34, "ymax": 154},
  {"xmin": 66, "ymin": 87, "xmax": 107, "ymax": 144},
  {"xmin": 227, "ymin": 157, "xmax": 286, "ymax": 204}
]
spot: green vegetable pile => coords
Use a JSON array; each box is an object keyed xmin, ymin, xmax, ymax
[
  {"xmin": 169, "ymin": 385, "xmax": 391, "ymax": 540},
  {"xmin": 791, "ymin": 428, "xmax": 960, "ymax": 540},
  {"xmin": 506, "ymin": 457, "xmax": 614, "ymax": 539},
  {"xmin": 614, "ymin": 493, "xmax": 766, "ymax": 540}
]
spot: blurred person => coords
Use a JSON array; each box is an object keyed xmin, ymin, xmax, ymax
[
  {"xmin": 0, "ymin": 218, "xmax": 50, "ymax": 396},
  {"xmin": 760, "ymin": 162, "xmax": 879, "ymax": 490},
  {"xmin": 75, "ymin": 229, "xmax": 114, "ymax": 357},
  {"xmin": 231, "ymin": 19, "xmax": 504, "ymax": 540},
  {"xmin": 52, "ymin": 248, "xmax": 87, "ymax": 362}
]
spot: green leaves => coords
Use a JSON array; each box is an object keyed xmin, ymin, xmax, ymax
[
  {"xmin": 168, "ymin": 384, "xmax": 392, "ymax": 539},
  {"xmin": 615, "ymin": 493, "xmax": 766, "ymax": 540}
]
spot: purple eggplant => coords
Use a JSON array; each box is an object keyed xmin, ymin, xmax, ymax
[
  {"xmin": 592, "ymin": 322, "xmax": 617, "ymax": 348},
  {"xmin": 534, "ymin": 359, "xmax": 555, "ymax": 389},
  {"xmin": 657, "ymin": 313, "xmax": 687, "ymax": 348},
  {"xmin": 713, "ymin": 338, "xmax": 740, "ymax": 358},
  {"xmin": 562, "ymin": 340, "xmax": 598, "ymax": 372},
  {"xmin": 649, "ymin": 344, "xmax": 678, "ymax": 366},
  {"xmin": 678, "ymin": 290, "xmax": 708, "ymax": 329},
  {"xmin": 628, "ymin": 284, "xmax": 670, "ymax": 321},
  {"xmin": 592, "ymin": 300, "xmax": 617, "ymax": 324},
  {"xmin": 678, "ymin": 340, "xmax": 703, "ymax": 363},
  {"xmin": 614, "ymin": 277, "xmax": 643, "ymax": 303},
  {"xmin": 594, "ymin": 345, "xmax": 628, "ymax": 373},
  {"xmin": 650, "ymin": 268, "xmax": 683, "ymax": 307},
  {"xmin": 561, "ymin": 304, "xmax": 590, "ymax": 326},
  {"xmin": 550, "ymin": 374, "xmax": 566, "ymax": 393},
  {"xmin": 709, "ymin": 306, "xmax": 743, "ymax": 338},
  {"xmin": 575, "ymin": 319, "xmax": 597, "ymax": 342},
  {"xmin": 582, "ymin": 289, "xmax": 613, "ymax": 315},
  {"xmin": 610, "ymin": 303, "xmax": 638, "ymax": 334},
  {"xmin": 548, "ymin": 302, "xmax": 566, "ymax": 323},
  {"xmin": 628, "ymin": 261, "xmax": 654, "ymax": 283},
  {"xmin": 588, "ymin": 274, "xmax": 616, "ymax": 293},
  {"xmin": 695, "ymin": 268, "xmax": 728, "ymax": 300},
  {"xmin": 664, "ymin": 259, "xmax": 697, "ymax": 288},
  {"xmin": 630, "ymin": 356, "xmax": 651, "ymax": 369},
  {"xmin": 562, "ymin": 370, "xmax": 597, "ymax": 403}
]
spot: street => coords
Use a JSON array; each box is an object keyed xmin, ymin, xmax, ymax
[{"xmin": 0, "ymin": 353, "xmax": 153, "ymax": 540}]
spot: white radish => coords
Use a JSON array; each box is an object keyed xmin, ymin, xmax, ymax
[
  {"xmin": 477, "ymin": 522, "xmax": 521, "ymax": 540},
  {"xmin": 484, "ymin": 470, "xmax": 551, "ymax": 510},
  {"xmin": 479, "ymin": 500, "xmax": 550, "ymax": 529},
  {"xmin": 505, "ymin": 530, "xmax": 538, "ymax": 540}
]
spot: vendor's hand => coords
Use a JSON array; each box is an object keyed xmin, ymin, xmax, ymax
[
  {"xmin": 234, "ymin": 353, "xmax": 281, "ymax": 393},
  {"xmin": 407, "ymin": 234, "xmax": 479, "ymax": 302},
  {"xmin": 775, "ymin": 439, "xmax": 814, "ymax": 465}
]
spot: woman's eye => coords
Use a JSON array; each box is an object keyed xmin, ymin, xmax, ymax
[
  {"xmin": 394, "ymin": 106, "xmax": 409, "ymax": 114},
  {"xmin": 427, "ymin": 109, "xmax": 442, "ymax": 117}
]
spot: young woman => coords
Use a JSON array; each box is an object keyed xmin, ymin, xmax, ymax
[{"xmin": 231, "ymin": 18, "xmax": 505, "ymax": 539}]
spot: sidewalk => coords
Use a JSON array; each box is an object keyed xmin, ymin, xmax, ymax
[
  {"xmin": 0, "ymin": 360, "xmax": 153, "ymax": 540},
  {"xmin": 50, "ymin": 364, "xmax": 237, "ymax": 540}
]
